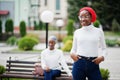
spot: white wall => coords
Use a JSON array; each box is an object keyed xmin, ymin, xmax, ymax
[
  {"xmin": 15, "ymin": 0, "xmax": 29, "ymax": 27},
  {"xmin": 39, "ymin": 0, "xmax": 68, "ymax": 20}
]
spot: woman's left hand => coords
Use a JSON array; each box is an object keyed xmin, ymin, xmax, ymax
[
  {"xmin": 69, "ymin": 75, "xmax": 73, "ymax": 80},
  {"xmin": 92, "ymin": 56, "xmax": 104, "ymax": 64}
]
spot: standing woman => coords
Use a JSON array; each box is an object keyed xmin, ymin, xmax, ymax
[{"xmin": 70, "ymin": 7, "xmax": 107, "ymax": 80}]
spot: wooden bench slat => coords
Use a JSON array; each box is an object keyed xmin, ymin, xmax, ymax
[
  {"xmin": 1, "ymin": 74, "xmax": 44, "ymax": 79},
  {"xmin": 6, "ymin": 69, "xmax": 33, "ymax": 72},
  {"xmin": 6, "ymin": 69, "xmax": 69, "ymax": 74},
  {"xmin": 6, "ymin": 64, "xmax": 34, "ymax": 68},
  {"xmin": 0, "ymin": 60, "xmax": 73, "ymax": 80},
  {"xmin": 7, "ymin": 60, "xmax": 37, "ymax": 64},
  {"xmin": 1, "ymin": 73, "xmax": 70, "ymax": 80},
  {"xmin": 5, "ymin": 72, "xmax": 33, "ymax": 75}
]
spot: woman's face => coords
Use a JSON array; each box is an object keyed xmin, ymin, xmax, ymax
[
  {"xmin": 48, "ymin": 40, "xmax": 56, "ymax": 50},
  {"xmin": 79, "ymin": 10, "xmax": 92, "ymax": 26}
]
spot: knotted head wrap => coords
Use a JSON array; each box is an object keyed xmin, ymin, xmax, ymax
[{"xmin": 48, "ymin": 36, "xmax": 57, "ymax": 43}]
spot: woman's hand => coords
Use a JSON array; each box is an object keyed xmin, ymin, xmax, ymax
[
  {"xmin": 70, "ymin": 54, "xmax": 79, "ymax": 62},
  {"xmin": 69, "ymin": 75, "xmax": 73, "ymax": 80},
  {"xmin": 92, "ymin": 56, "xmax": 104, "ymax": 64},
  {"xmin": 44, "ymin": 66, "xmax": 50, "ymax": 72}
]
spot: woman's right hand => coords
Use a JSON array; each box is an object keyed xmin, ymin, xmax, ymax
[{"xmin": 70, "ymin": 54, "xmax": 79, "ymax": 62}]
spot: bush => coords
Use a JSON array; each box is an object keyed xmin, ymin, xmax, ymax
[
  {"xmin": 66, "ymin": 19, "xmax": 74, "ymax": 36},
  {"xmin": 93, "ymin": 20, "xmax": 100, "ymax": 28},
  {"xmin": 111, "ymin": 19, "xmax": 120, "ymax": 32},
  {"xmin": 5, "ymin": 19, "xmax": 14, "ymax": 34},
  {"xmin": 100, "ymin": 68, "xmax": 110, "ymax": 80},
  {"xmin": 18, "ymin": 37, "xmax": 39, "ymax": 50},
  {"xmin": 19, "ymin": 21, "xmax": 26, "ymax": 37},
  {"xmin": 62, "ymin": 40, "xmax": 72, "ymax": 52},
  {"xmin": 34, "ymin": 20, "xmax": 45, "ymax": 30},
  {"xmin": 34, "ymin": 21, "xmax": 40, "ymax": 30},
  {"xmin": 62, "ymin": 36, "xmax": 73, "ymax": 44},
  {"xmin": 0, "ymin": 19, "xmax": 2, "ymax": 35},
  {"xmin": 116, "ymin": 39, "xmax": 120, "ymax": 47},
  {"xmin": 39, "ymin": 20, "xmax": 45, "ymax": 30},
  {"xmin": 0, "ymin": 65, "xmax": 5, "ymax": 74},
  {"xmin": 26, "ymin": 33, "xmax": 39, "ymax": 41},
  {"xmin": 9, "ymin": 19, "xmax": 14, "ymax": 34},
  {"xmin": 105, "ymin": 39, "xmax": 117, "ymax": 47},
  {"xmin": 6, "ymin": 36, "xmax": 18, "ymax": 46}
]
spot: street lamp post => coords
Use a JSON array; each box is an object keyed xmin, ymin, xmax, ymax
[
  {"xmin": 40, "ymin": 10, "xmax": 54, "ymax": 48},
  {"xmin": 56, "ymin": 19, "xmax": 64, "ymax": 48}
]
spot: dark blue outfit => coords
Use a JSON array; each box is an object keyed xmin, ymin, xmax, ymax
[
  {"xmin": 44, "ymin": 70, "xmax": 61, "ymax": 80},
  {"xmin": 72, "ymin": 57, "xmax": 102, "ymax": 80}
]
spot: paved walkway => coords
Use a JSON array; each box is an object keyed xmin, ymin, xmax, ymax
[
  {"xmin": 100, "ymin": 47, "xmax": 120, "ymax": 80},
  {"xmin": 0, "ymin": 43, "xmax": 120, "ymax": 80}
]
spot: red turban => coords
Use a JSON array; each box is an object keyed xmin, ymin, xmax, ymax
[{"xmin": 79, "ymin": 7, "xmax": 97, "ymax": 22}]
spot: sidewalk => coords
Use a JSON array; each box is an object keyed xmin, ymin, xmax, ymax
[
  {"xmin": 100, "ymin": 47, "xmax": 120, "ymax": 80},
  {"xmin": 0, "ymin": 43, "xmax": 120, "ymax": 80}
]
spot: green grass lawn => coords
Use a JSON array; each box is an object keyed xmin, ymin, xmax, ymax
[{"xmin": 104, "ymin": 31, "xmax": 120, "ymax": 37}]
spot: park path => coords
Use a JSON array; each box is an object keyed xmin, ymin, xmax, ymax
[{"xmin": 0, "ymin": 43, "xmax": 120, "ymax": 80}]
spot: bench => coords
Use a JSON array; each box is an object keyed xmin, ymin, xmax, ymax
[{"xmin": 0, "ymin": 57, "xmax": 73, "ymax": 80}]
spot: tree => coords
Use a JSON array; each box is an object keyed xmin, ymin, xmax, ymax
[
  {"xmin": 67, "ymin": 0, "xmax": 88, "ymax": 22},
  {"xmin": 111, "ymin": 19, "xmax": 120, "ymax": 32},
  {"xmin": 67, "ymin": 0, "xmax": 120, "ymax": 30},
  {"xmin": 66, "ymin": 19, "xmax": 74, "ymax": 36},
  {"xmin": 91, "ymin": 0, "xmax": 120, "ymax": 30},
  {"xmin": 19, "ymin": 21, "xmax": 26, "ymax": 37}
]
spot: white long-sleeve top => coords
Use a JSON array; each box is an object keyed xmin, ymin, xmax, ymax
[
  {"xmin": 70, "ymin": 24, "xmax": 107, "ymax": 58},
  {"xmin": 41, "ymin": 48, "xmax": 72, "ymax": 76}
]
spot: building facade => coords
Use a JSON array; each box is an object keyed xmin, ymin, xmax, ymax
[{"xmin": 0, "ymin": 0, "xmax": 68, "ymax": 32}]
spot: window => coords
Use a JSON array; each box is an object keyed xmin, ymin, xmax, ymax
[
  {"xmin": 45, "ymin": 0, "xmax": 47, "ymax": 6},
  {"xmin": 56, "ymin": 0, "xmax": 60, "ymax": 10}
]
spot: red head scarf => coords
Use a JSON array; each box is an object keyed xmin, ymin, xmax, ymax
[{"xmin": 79, "ymin": 7, "xmax": 97, "ymax": 22}]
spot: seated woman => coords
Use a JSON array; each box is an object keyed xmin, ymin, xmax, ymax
[{"xmin": 41, "ymin": 36, "xmax": 72, "ymax": 80}]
